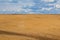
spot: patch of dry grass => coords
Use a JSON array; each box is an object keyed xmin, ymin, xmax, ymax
[{"xmin": 0, "ymin": 15, "xmax": 60, "ymax": 40}]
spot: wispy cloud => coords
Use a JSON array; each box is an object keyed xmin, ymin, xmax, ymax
[
  {"xmin": 0, "ymin": 0, "xmax": 60, "ymax": 14},
  {"xmin": 41, "ymin": 7, "xmax": 53, "ymax": 11},
  {"xmin": 42, "ymin": 0, "xmax": 55, "ymax": 2}
]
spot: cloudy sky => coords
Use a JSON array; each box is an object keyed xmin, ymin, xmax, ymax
[{"xmin": 0, "ymin": 0, "xmax": 60, "ymax": 14}]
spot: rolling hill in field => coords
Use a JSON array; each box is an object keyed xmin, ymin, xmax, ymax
[{"xmin": 0, "ymin": 15, "xmax": 60, "ymax": 40}]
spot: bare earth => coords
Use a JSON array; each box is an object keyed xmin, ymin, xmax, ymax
[{"xmin": 0, "ymin": 14, "xmax": 60, "ymax": 40}]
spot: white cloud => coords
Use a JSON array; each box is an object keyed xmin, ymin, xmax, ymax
[
  {"xmin": 55, "ymin": 4, "xmax": 60, "ymax": 8},
  {"xmin": 23, "ymin": 8, "xmax": 33, "ymax": 13},
  {"xmin": 41, "ymin": 7, "xmax": 53, "ymax": 11},
  {"xmin": 0, "ymin": 0, "xmax": 35, "ymax": 13},
  {"xmin": 42, "ymin": 0, "xmax": 55, "ymax": 2},
  {"xmin": 48, "ymin": 4, "xmax": 54, "ymax": 6}
]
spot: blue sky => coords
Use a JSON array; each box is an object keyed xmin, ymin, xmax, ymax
[{"xmin": 0, "ymin": 0, "xmax": 60, "ymax": 14}]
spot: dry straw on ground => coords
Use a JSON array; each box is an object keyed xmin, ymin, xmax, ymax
[{"xmin": 0, "ymin": 14, "xmax": 60, "ymax": 40}]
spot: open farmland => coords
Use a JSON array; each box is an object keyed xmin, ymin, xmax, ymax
[{"xmin": 0, "ymin": 14, "xmax": 60, "ymax": 40}]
